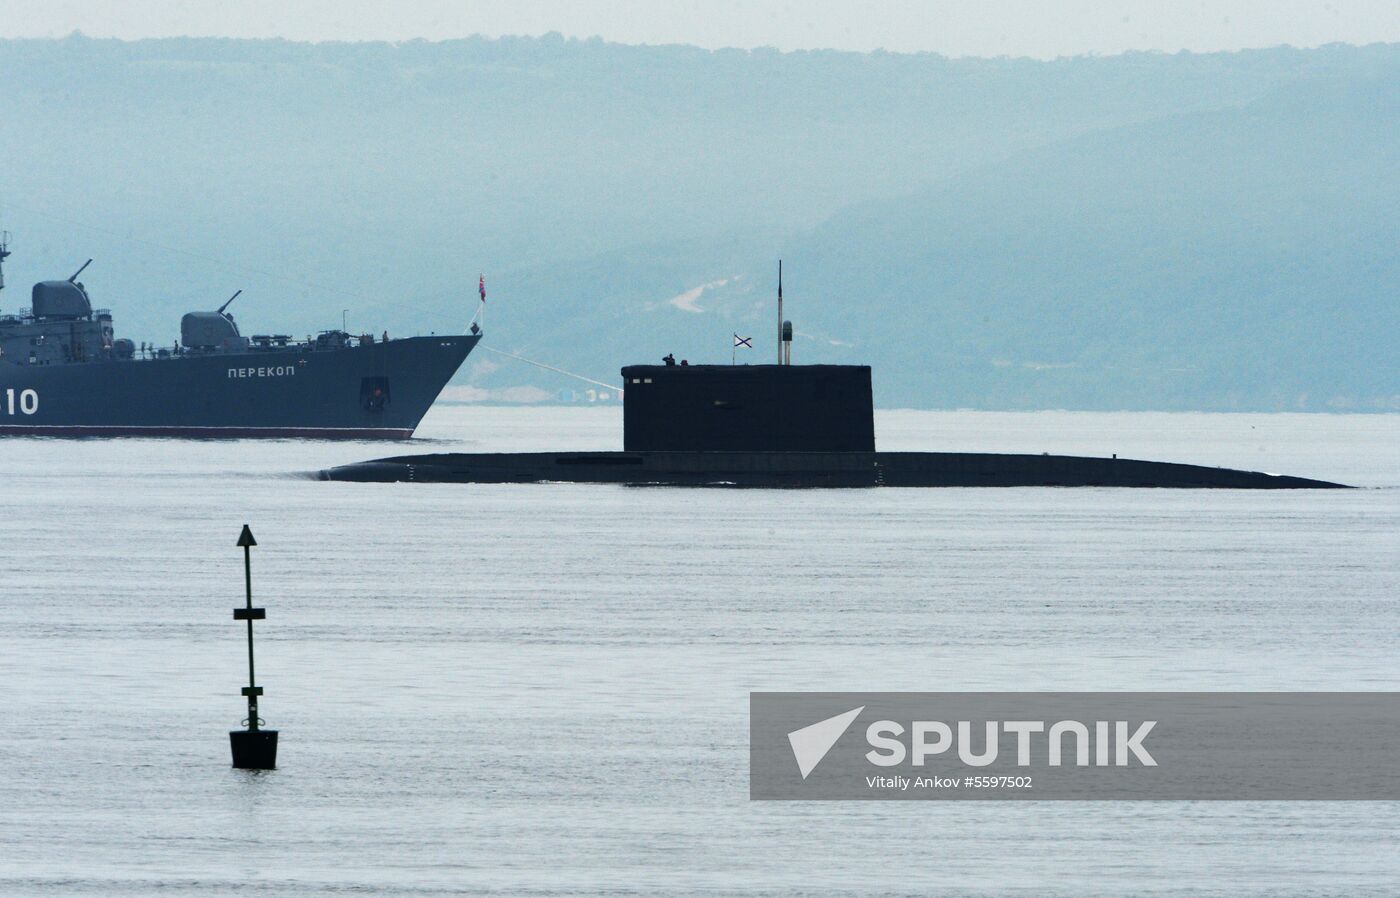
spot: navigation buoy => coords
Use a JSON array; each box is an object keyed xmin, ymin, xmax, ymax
[{"xmin": 229, "ymin": 524, "xmax": 278, "ymax": 770}]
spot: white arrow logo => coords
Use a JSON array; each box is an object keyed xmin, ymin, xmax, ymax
[{"xmin": 787, "ymin": 706, "xmax": 865, "ymax": 779}]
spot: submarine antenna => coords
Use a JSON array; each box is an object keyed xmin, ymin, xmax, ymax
[
  {"xmin": 0, "ymin": 230, "xmax": 10, "ymax": 293},
  {"xmin": 68, "ymin": 258, "xmax": 92, "ymax": 284},
  {"xmin": 217, "ymin": 289, "xmax": 243, "ymax": 315},
  {"xmin": 777, "ymin": 260, "xmax": 783, "ymax": 365}
]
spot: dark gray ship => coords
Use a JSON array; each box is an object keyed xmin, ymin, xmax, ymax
[
  {"xmin": 323, "ymin": 362, "xmax": 1346, "ymax": 488},
  {"xmin": 0, "ymin": 234, "xmax": 480, "ymax": 438},
  {"xmin": 322, "ymin": 263, "xmax": 1346, "ymax": 488}
]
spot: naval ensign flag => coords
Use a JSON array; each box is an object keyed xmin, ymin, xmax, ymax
[
  {"xmin": 732, "ymin": 333, "xmax": 752, "ymax": 364},
  {"xmin": 472, "ymin": 274, "xmax": 487, "ymax": 332}
]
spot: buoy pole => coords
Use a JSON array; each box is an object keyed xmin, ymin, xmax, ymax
[
  {"xmin": 229, "ymin": 524, "xmax": 278, "ymax": 770},
  {"xmin": 241, "ymin": 528, "xmax": 258, "ymax": 731}
]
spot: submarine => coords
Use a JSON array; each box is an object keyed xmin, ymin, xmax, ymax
[{"xmin": 321, "ymin": 306, "xmax": 1345, "ymax": 489}]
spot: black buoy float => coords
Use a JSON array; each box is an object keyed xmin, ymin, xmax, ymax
[{"xmin": 229, "ymin": 524, "xmax": 278, "ymax": 770}]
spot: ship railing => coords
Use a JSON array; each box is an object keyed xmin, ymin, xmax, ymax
[{"xmin": 132, "ymin": 333, "xmax": 386, "ymax": 359}]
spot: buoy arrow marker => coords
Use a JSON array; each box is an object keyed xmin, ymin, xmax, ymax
[{"xmin": 787, "ymin": 706, "xmax": 864, "ymax": 779}]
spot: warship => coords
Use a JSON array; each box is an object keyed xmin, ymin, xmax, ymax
[
  {"xmin": 322, "ymin": 266, "xmax": 1346, "ymax": 488},
  {"xmin": 0, "ymin": 233, "xmax": 480, "ymax": 438},
  {"xmin": 322, "ymin": 361, "xmax": 1345, "ymax": 488}
]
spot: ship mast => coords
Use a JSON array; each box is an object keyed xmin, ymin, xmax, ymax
[
  {"xmin": 776, "ymin": 260, "xmax": 783, "ymax": 364},
  {"xmin": 0, "ymin": 230, "xmax": 10, "ymax": 294}
]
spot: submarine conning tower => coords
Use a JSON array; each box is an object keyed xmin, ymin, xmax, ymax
[{"xmin": 621, "ymin": 363, "xmax": 875, "ymax": 452}]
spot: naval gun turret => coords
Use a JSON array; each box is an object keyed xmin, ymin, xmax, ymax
[
  {"xmin": 32, "ymin": 281, "xmax": 94, "ymax": 319},
  {"xmin": 181, "ymin": 290, "xmax": 250, "ymax": 353},
  {"xmin": 1, "ymin": 258, "xmax": 115, "ymax": 365},
  {"xmin": 31, "ymin": 259, "xmax": 94, "ymax": 320}
]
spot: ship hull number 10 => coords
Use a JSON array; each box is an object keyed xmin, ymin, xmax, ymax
[{"xmin": 4, "ymin": 388, "xmax": 39, "ymax": 415}]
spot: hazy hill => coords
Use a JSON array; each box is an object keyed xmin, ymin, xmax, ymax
[
  {"xmin": 780, "ymin": 74, "xmax": 1400, "ymax": 410},
  {"xmin": 1, "ymin": 35, "xmax": 1397, "ymax": 409},
  {"xmin": 462, "ymin": 57, "xmax": 1400, "ymax": 412}
]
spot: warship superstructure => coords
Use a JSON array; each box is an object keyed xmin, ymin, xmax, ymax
[{"xmin": 0, "ymin": 234, "xmax": 479, "ymax": 438}]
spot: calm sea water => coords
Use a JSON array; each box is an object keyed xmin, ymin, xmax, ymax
[{"xmin": 1, "ymin": 406, "xmax": 1397, "ymax": 897}]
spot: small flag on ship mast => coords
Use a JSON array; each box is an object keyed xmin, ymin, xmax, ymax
[
  {"xmin": 732, "ymin": 333, "xmax": 752, "ymax": 364},
  {"xmin": 472, "ymin": 274, "xmax": 486, "ymax": 333}
]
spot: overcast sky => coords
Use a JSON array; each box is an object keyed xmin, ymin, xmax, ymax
[{"xmin": 1, "ymin": 0, "xmax": 1398, "ymax": 58}]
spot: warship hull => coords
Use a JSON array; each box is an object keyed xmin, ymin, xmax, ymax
[{"xmin": 0, "ymin": 333, "xmax": 480, "ymax": 439}]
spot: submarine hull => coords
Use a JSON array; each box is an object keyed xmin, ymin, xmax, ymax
[
  {"xmin": 320, "ymin": 363, "xmax": 1347, "ymax": 488},
  {"xmin": 321, "ymin": 450, "xmax": 1347, "ymax": 489},
  {"xmin": 0, "ymin": 334, "xmax": 479, "ymax": 439}
]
